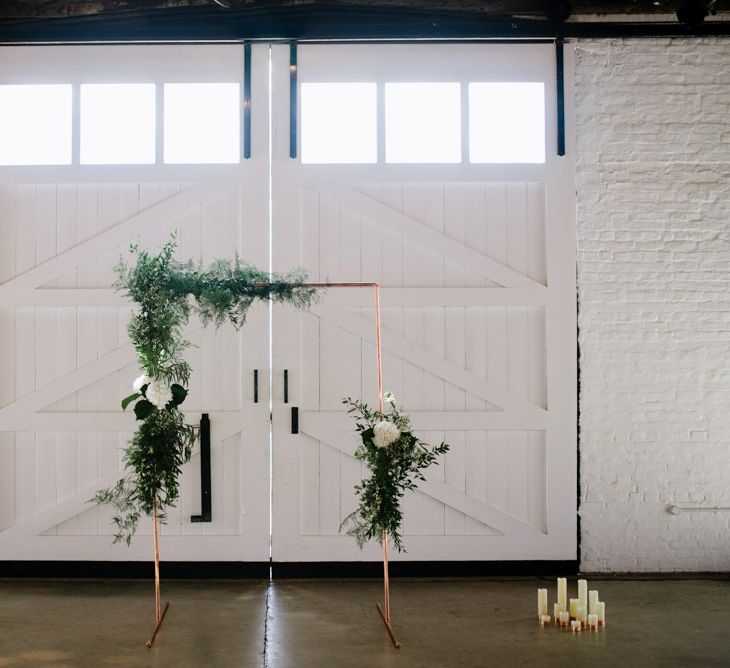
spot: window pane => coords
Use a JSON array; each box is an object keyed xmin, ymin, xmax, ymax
[
  {"xmin": 385, "ymin": 83, "xmax": 461, "ymax": 164},
  {"xmin": 301, "ymin": 83, "xmax": 376, "ymax": 164},
  {"xmin": 164, "ymin": 83, "xmax": 240, "ymax": 164},
  {"xmin": 469, "ymin": 83, "xmax": 545, "ymax": 163},
  {"xmin": 80, "ymin": 84, "xmax": 156, "ymax": 165},
  {"xmin": 0, "ymin": 85, "xmax": 72, "ymax": 165}
]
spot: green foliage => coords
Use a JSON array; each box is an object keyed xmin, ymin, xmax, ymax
[
  {"xmin": 95, "ymin": 236, "xmax": 319, "ymax": 545},
  {"xmin": 340, "ymin": 396, "xmax": 449, "ymax": 553}
]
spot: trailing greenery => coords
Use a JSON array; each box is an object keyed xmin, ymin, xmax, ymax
[
  {"xmin": 340, "ymin": 395, "xmax": 449, "ymax": 552},
  {"xmin": 95, "ymin": 236, "xmax": 318, "ymax": 545}
]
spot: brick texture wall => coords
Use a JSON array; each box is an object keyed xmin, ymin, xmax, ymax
[{"xmin": 574, "ymin": 38, "xmax": 730, "ymax": 572}]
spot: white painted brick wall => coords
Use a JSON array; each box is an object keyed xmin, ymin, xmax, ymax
[{"xmin": 575, "ymin": 38, "xmax": 730, "ymax": 572}]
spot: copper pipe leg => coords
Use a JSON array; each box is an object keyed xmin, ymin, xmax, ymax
[{"xmin": 146, "ymin": 495, "xmax": 169, "ymax": 648}]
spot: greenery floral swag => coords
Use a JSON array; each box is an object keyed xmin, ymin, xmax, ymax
[
  {"xmin": 340, "ymin": 394, "xmax": 449, "ymax": 552},
  {"xmin": 94, "ymin": 237, "xmax": 318, "ymax": 545}
]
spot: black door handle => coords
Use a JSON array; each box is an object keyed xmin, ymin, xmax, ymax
[
  {"xmin": 191, "ymin": 413, "xmax": 212, "ymax": 523},
  {"xmin": 284, "ymin": 369, "xmax": 289, "ymax": 404},
  {"xmin": 253, "ymin": 369, "xmax": 259, "ymax": 403},
  {"xmin": 291, "ymin": 406, "xmax": 299, "ymax": 434}
]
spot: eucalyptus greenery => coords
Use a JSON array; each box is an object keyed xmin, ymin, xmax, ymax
[
  {"xmin": 95, "ymin": 237, "xmax": 318, "ymax": 545},
  {"xmin": 340, "ymin": 395, "xmax": 449, "ymax": 552}
]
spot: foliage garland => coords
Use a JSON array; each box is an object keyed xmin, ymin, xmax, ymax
[
  {"xmin": 94, "ymin": 237, "xmax": 318, "ymax": 545},
  {"xmin": 340, "ymin": 394, "xmax": 449, "ymax": 552}
]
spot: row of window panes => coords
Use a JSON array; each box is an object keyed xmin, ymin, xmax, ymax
[
  {"xmin": 301, "ymin": 82, "xmax": 546, "ymax": 164},
  {"xmin": 0, "ymin": 83, "xmax": 240, "ymax": 165},
  {"xmin": 0, "ymin": 81, "xmax": 545, "ymax": 166}
]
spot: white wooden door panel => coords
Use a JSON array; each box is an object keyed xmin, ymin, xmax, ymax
[
  {"xmin": 271, "ymin": 43, "xmax": 576, "ymax": 562},
  {"xmin": 0, "ymin": 44, "xmax": 273, "ymax": 561}
]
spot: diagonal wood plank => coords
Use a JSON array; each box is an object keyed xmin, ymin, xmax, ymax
[
  {"xmin": 312, "ymin": 305, "xmax": 547, "ymax": 418},
  {"xmin": 0, "ymin": 180, "xmax": 237, "ymax": 295},
  {"xmin": 302, "ymin": 410, "xmax": 547, "ymax": 431},
  {"xmin": 306, "ymin": 181, "xmax": 544, "ymax": 289},
  {"xmin": 302, "ymin": 422, "xmax": 537, "ymax": 536}
]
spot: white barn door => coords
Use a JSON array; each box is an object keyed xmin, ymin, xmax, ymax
[
  {"xmin": 0, "ymin": 45, "xmax": 272, "ymax": 562},
  {"xmin": 271, "ymin": 43, "xmax": 577, "ymax": 562}
]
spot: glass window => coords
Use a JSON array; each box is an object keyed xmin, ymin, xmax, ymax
[
  {"xmin": 468, "ymin": 82, "xmax": 545, "ymax": 163},
  {"xmin": 0, "ymin": 84, "xmax": 72, "ymax": 165},
  {"xmin": 164, "ymin": 83, "xmax": 240, "ymax": 164},
  {"xmin": 80, "ymin": 84, "xmax": 156, "ymax": 165},
  {"xmin": 301, "ymin": 83, "xmax": 377, "ymax": 164},
  {"xmin": 385, "ymin": 82, "xmax": 461, "ymax": 163}
]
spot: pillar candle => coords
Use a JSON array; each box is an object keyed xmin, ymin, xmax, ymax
[
  {"xmin": 538, "ymin": 589, "xmax": 548, "ymax": 617},
  {"xmin": 540, "ymin": 614, "xmax": 551, "ymax": 627},
  {"xmin": 596, "ymin": 601, "xmax": 606, "ymax": 626},
  {"xmin": 578, "ymin": 579, "xmax": 588, "ymax": 609},
  {"xmin": 557, "ymin": 577, "xmax": 567, "ymax": 610},
  {"xmin": 571, "ymin": 620, "xmax": 582, "ymax": 632},
  {"xmin": 569, "ymin": 598, "xmax": 579, "ymax": 619},
  {"xmin": 554, "ymin": 603, "xmax": 563, "ymax": 619},
  {"xmin": 588, "ymin": 614, "xmax": 598, "ymax": 630},
  {"xmin": 589, "ymin": 590, "xmax": 599, "ymax": 615},
  {"xmin": 559, "ymin": 611, "xmax": 570, "ymax": 626},
  {"xmin": 577, "ymin": 606, "xmax": 587, "ymax": 625}
]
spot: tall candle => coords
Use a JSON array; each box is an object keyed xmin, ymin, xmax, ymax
[
  {"xmin": 578, "ymin": 579, "xmax": 588, "ymax": 609},
  {"xmin": 589, "ymin": 590, "xmax": 599, "ymax": 615},
  {"xmin": 557, "ymin": 577, "xmax": 567, "ymax": 609},
  {"xmin": 596, "ymin": 601, "xmax": 606, "ymax": 626},
  {"xmin": 569, "ymin": 598, "xmax": 579, "ymax": 619},
  {"xmin": 538, "ymin": 589, "xmax": 548, "ymax": 617}
]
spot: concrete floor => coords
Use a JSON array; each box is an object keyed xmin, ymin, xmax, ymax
[{"xmin": 0, "ymin": 578, "xmax": 729, "ymax": 667}]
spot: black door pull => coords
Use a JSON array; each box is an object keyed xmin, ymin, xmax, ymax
[
  {"xmin": 291, "ymin": 406, "xmax": 299, "ymax": 434},
  {"xmin": 253, "ymin": 369, "xmax": 259, "ymax": 403},
  {"xmin": 284, "ymin": 369, "xmax": 289, "ymax": 404},
  {"xmin": 191, "ymin": 413, "xmax": 212, "ymax": 523}
]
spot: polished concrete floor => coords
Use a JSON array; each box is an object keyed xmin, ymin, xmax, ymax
[{"xmin": 1, "ymin": 578, "xmax": 729, "ymax": 667}]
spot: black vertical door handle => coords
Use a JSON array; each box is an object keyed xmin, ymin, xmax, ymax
[
  {"xmin": 284, "ymin": 369, "xmax": 289, "ymax": 404},
  {"xmin": 253, "ymin": 369, "xmax": 259, "ymax": 403}
]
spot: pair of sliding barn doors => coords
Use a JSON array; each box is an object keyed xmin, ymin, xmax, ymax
[{"xmin": 0, "ymin": 42, "xmax": 576, "ymax": 565}]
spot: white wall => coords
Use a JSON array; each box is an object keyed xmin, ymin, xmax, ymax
[{"xmin": 575, "ymin": 38, "xmax": 730, "ymax": 571}]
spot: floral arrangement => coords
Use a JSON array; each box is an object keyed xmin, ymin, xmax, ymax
[
  {"xmin": 94, "ymin": 237, "xmax": 318, "ymax": 544},
  {"xmin": 340, "ymin": 393, "xmax": 449, "ymax": 552}
]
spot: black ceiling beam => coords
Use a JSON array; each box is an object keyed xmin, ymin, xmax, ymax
[{"xmin": 0, "ymin": 5, "xmax": 728, "ymax": 42}]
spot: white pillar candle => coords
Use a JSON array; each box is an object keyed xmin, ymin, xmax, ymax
[
  {"xmin": 557, "ymin": 577, "xmax": 567, "ymax": 609},
  {"xmin": 538, "ymin": 588, "xmax": 548, "ymax": 617},
  {"xmin": 589, "ymin": 590, "xmax": 599, "ymax": 615},
  {"xmin": 540, "ymin": 614, "xmax": 551, "ymax": 627},
  {"xmin": 596, "ymin": 601, "xmax": 606, "ymax": 626},
  {"xmin": 588, "ymin": 614, "xmax": 598, "ymax": 630},
  {"xmin": 569, "ymin": 598, "xmax": 579, "ymax": 619},
  {"xmin": 571, "ymin": 620, "xmax": 582, "ymax": 632},
  {"xmin": 559, "ymin": 611, "xmax": 570, "ymax": 626},
  {"xmin": 554, "ymin": 602, "xmax": 563, "ymax": 619},
  {"xmin": 577, "ymin": 605, "xmax": 587, "ymax": 625},
  {"xmin": 578, "ymin": 579, "xmax": 588, "ymax": 609}
]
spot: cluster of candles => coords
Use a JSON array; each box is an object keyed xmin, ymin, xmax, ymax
[{"xmin": 537, "ymin": 578, "xmax": 606, "ymax": 633}]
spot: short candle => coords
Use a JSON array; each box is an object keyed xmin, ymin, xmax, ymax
[
  {"xmin": 577, "ymin": 606, "xmax": 587, "ymax": 625},
  {"xmin": 540, "ymin": 614, "xmax": 551, "ymax": 627},
  {"xmin": 559, "ymin": 611, "xmax": 570, "ymax": 626},
  {"xmin": 596, "ymin": 601, "xmax": 606, "ymax": 626},
  {"xmin": 571, "ymin": 620, "xmax": 582, "ymax": 633},
  {"xmin": 538, "ymin": 589, "xmax": 548, "ymax": 617},
  {"xmin": 588, "ymin": 614, "xmax": 598, "ymax": 630}
]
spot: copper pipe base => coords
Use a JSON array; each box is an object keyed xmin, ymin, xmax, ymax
[
  {"xmin": 376, "ymin": 602, "xmax": 401, "ymax": 649},
  {"xmin": 145, "ymin": 601, "xmax": 170, "ymax": 648}
]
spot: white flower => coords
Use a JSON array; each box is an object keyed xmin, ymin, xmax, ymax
[
  {"xmin": 373, "ymin": 420, "xmax": 401, "ymax": 449},
  {"xmin": 146, "ymin": 380, "xmax": 172, "ymax": 410},
  {"xmin": 133, "ymin": 374, "xmax": 150, "ymax": 393},
  {"xmin": 383, "ymin": 391, "xmax": 396, "ymax": 405}
]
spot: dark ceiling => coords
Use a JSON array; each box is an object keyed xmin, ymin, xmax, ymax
[
  {"xmin": 0, "ymin": 0, "xmax": 726, "ymax": 40},
  {"xmin": 0, "ymin": 0, "xmax": 725, "ymax": 19}
]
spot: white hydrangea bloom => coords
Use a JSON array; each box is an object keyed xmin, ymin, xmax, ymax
[
  {"xmin": 146, "ymin": 379, "xmax": 172, "ymax": 410},
  {"xmin": 133, "ymin": 374, "xmax": 150, "ymax": 393},
  {"xmin": 373, "ymin": 420, "xmax": 401, "ymax": 449}
]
